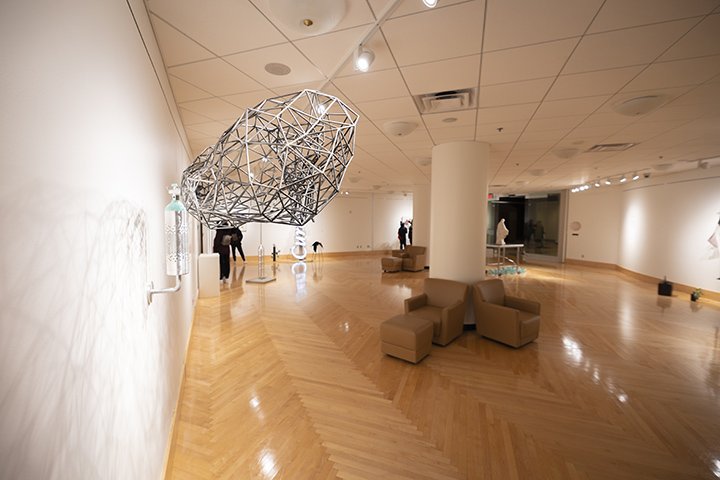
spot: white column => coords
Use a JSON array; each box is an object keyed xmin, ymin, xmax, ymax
[
  {"xmin": 429, "ymin": 141, "xmax": 488, "ymax": 286},
  {"xmin": 412, "ymin": 184, "xmax": 431, "ymax": 266}
]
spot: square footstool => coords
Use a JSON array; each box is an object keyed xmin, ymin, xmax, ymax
[
  {"xmin": 381, "ymin": 256, "xmax": 403, "ymax": 272},
  {"xmin": 380, "ymin": 314, "xmax": 433, "ymax": 363}
]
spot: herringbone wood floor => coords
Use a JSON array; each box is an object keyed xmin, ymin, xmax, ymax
[{"xmin": 166, "ymin": 255, "xmax": 720, "ymax": 479}]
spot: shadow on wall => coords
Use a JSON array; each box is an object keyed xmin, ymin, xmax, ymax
[{"xmin": 0, "ymin": 192, "xmax": 171, "ymax": 479}]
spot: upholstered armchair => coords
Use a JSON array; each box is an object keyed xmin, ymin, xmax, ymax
[
  {"xmin": 472, "ymin": 279, "xmax": 540, "ymax": 348},
  {"xmin": 405, "ymin": 278, "xmax": 469, "ymax": 346},
  {"xmin": 401, "ymin": 245, "xmax": 426, "ymax": 272}
]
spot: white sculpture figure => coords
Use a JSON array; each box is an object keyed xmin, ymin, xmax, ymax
[{"xmin": 496, "ymin": 218, "xmax": 509, "ymax": 245}]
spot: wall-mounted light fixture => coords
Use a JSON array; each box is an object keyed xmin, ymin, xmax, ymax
[
  {"xmin": 147, "ymin": 183, "xmax": 190, "ymax": 303},
  {"xmin": 354, "ymin": 45, "xmax": 375, "ymax": 72}
]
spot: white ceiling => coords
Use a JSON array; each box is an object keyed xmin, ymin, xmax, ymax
[{"xmin": 145, "ymin": 0, "xmax": 720, "ymax": 194}]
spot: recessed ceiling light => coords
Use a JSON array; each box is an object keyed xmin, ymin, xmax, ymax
[
  {"xmin": 267, "ymin": 0, "xmax": 347, "ymax": 35},
  {"xmin": 423, "ymin": 0, "xmax": 438, "ymax": 7},
  {"xmin": 383, "ymin": 120, "xmax": 417, "ymax": 137},
  {"xmin": 612, "ymin": 95, "xmax": 666, "ymax": 116},
  {"xmin": 264, "ymin": 62, "xmax": 291, "ymax": 76},
  {"xmin": 632, "ymin": 173, "xmax": 640, "ymax": 181}
]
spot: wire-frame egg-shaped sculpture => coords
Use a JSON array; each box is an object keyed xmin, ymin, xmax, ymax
[{"xmin": 181, "ymin": 89, "xmax": 359, "ymax": 229}]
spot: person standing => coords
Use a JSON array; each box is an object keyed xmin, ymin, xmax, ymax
[
  {"xmin": 213, "ymin": 226, "xmax": 232, "ymax": 283},
  {"xmin": 408, "ymin": 220, "xmax": 413, "ymax": 246},
  {"xmin": 230, "ymin": 226, "xmax": 245, "ymax": 263},
  {"xmin": 398, "ymin": 221, "xmax": 408, "ymax": 250}
]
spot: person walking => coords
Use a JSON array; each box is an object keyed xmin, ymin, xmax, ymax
[
  {"xmin": 398, "ymin": 221, "xmax": 408, "ymax": 250},
  {"xmin": 213, "ymin": 226, "xmax": 233, "ymax": 283},
  {"xmin": 230, "ymin": 226, "xmax": 245, "ymax": 263}
]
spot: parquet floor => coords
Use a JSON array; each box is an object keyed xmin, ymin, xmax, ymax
[{"xmin": 166, "ymin": 255, "xmax": 720, "ymax": 479}]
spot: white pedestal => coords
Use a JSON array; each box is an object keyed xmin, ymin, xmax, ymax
[{"xmin": 198, "ymin": 253, "xmax": 220, "ymax": 298}]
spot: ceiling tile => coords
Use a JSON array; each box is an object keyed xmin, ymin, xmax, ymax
[
  {"xmin": 179, "ymin": 108, "xmax": 213, "ymax": 125},
  {"xmin": 147, "ymin": 0, "xmax": 285, "ymax": 55},
  {"xmin": 483, "ymin": 0, "xmax": 603, "ymax": 51},
  {"xmin": 224, "ymin": 43, "xmax": 325, "ymax": 88},
  {"xmin": 481, "ymin": 38, "xmax": 577, "ymax": 85},
  {"xmin": 477, "ymin": 103, "xmax": 539, "ymax": 123},
  {"xmin": 401, "ymin": 55, "xmax": 480, "ymax": 95},
  {"xmin": 368, "ymin": 0, "xmax": 470, "ymax": 19},
  {"xmin": 168, "ymin": 58, "xmax": 264, "ymax": 96},
  {"xmin": 254, "ymin": 0, "xmax": 375, "ymax": 41},
  {"xmin": 534, "ymin": 95, "xmax": 610, "ymax": 118},
  {"xmin": 150, "ymin": 14, "xmax": 214, "ymax": 67},
  {"xmin": 587, "ymin": 0, "xmax": 717, "ymax": 34},
  {"xmin": 546, "ymin": 66, "xmax": 644, "ymax": 100},
  {"xmin": 178, "ymin": 98, "xmax": 244, "ymax": 121},
  {"xmin": 168, "ymin": 75, "xmax": 213, "ymax": 102},
  {"xmin": 478, "ymin": 78, "xmax": 554, "ymax": 107},
  {"xmin": 356, "ymin": 96, "xmax": 419, "ymax": 121},
  {"xmin": 422, "ymin": 109, "xmax": 477, "ymax": 129},
  {"xmin": 429, "ymin": 125, "xmax": 477, "ymax": 143},
  {"xmin": 563, "ymin": 19, "xmax": 697, "ymax": 74},
  {"xmin": 332, "ymin": 69, "xmax": 409, "ymax": 103},
  {"xmin": 660, "ymin": 14, "xmax": 720, "ymax": 60},
  {"xmin": 525, "ymin": 115, "xmax": 587, "ymax": 131},
  {"xmin": 186, "ymin": 121, "xmax": 228, "ymax": 137},
  {"xmin": 295, "ymin": 26, "xmax": 367, "ymax": 76},
  {"xmin": 222, "ymin": 89, "xmax": 276, "ymax": 110},
  {"xmin": 622, "ymin": 55, "xmax": 720, "ymax": 92},
  {"xmin": 382, "ymin": 1, "xmax": 484, "ymax": 66}
]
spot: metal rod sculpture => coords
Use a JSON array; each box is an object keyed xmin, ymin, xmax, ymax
[{"xmin": 181, "ymin": 89, "xmax": 359, "ymax": 229}]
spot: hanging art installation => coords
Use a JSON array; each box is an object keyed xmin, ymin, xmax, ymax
[{"xmin": 180, "ymin": 89, "xmax": 359, "ymax": 229}]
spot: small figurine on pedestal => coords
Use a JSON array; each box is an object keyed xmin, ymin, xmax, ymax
[{"xmin": 496, "ymin": 218, "xmax": 509, "ymax": 245}]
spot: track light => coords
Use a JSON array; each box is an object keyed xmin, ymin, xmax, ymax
[
  {"xmin": 423, "ymin": 0, "xmax": 438, "ymax": 7},
  {"xmin": 594, "ymin": 181, "xmax": 601, "ymax": 188},
  {"xmin": 620, "ymin": 176, "xmax": 627, "ymax": 183},
  {"xmin": 632, "ymin": 173, "xmax": 640, "ymax": 181},
  {"xmin": 604, "ymin": 179, "xmax": 611, "ymax": 185},
  {"xmin": 355, "ymin": 45, "xmax": 375, "ymax": 72}
]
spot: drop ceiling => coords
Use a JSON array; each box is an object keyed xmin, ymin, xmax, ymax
[{"xmin": 145, "ymin": 0, "xmax": 720, "ymax": 194}]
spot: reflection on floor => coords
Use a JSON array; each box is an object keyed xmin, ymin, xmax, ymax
[{"xmin": 166, "ymin": 255, "xmax": 720, "ymax": 480}]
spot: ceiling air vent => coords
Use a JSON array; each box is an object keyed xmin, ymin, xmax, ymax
[
  {"xmin": 586, "ymin": 143, "xmax": 636, "ymax": 153},
  {"xmin": 414, "ymin": 88, "xmax": 476, "ymax": 114}
]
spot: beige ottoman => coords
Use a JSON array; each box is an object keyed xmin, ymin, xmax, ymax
[
  {"xmin": 380, "ymin": 314, "xmax": 433, "ymax": 363},
  {"xmin": 381, "ymin": 256, "xmax": 402, "ymax": 272}
]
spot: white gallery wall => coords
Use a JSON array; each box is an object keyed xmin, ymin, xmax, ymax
[
  {"xmin": 235, "ymin": 193, "xmax": 413, "ymax": 257},
  {"xmin": 618, "ymin": 167, "xmax": 720, "ymax": 292},
  {"xmin": 566, "ymin": 166, "xmax": 720, "ymax": 292},
  {"xmin": 566, "ymin": 187, "xmax": 622, "ymax": 264},
  {"xmin": 0, "ymin": 0, "xmax": 195, "ymax": 478}
]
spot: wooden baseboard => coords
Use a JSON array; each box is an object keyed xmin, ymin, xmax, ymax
[
  {"xmin": 615, "ymin": 266, "xmax": 720, "ymax": 302},
  {"xmin": 564, "ymin": 258, "xmax": 617, "ymax": 270}
]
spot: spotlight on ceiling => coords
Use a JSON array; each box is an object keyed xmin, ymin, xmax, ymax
[
  {"xmin": 423, "ymin": 0, "xmax": 438, "ymax": 7},
  {"xmin": 594, "ymin": 181, "xmax": 601, "ymax": 188},
  {"xmin": 355, "ymin": 45, "xmax": 375, "ymax": 72},
  {"xmin": 632, "ymin": 173, "xmax": 640, "ymax": 181},
  {"xmin": 620, "ymin": 175, "xmax": 627, "ymax": 183},
  {"xmin": 604, "ymin": 179, "xmax": 612, "ymax": 185}
]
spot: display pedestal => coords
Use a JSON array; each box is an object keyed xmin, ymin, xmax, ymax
[{"xmin": 198, "ymin": 253, "xmax": 220, "ymax": 298}]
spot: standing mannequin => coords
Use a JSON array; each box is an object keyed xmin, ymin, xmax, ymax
[{"xmin": 496, "ymin": 218, "xmax": 509, "ymax": 245}]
